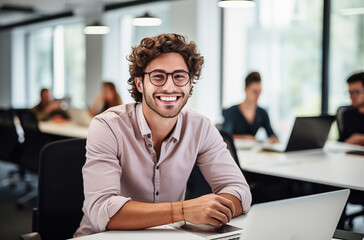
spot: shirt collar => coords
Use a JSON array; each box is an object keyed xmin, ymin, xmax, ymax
[
  {"xmin": 136, "ymin": 103, "xmax": 151, "ymax": 137},
  {"xmin": 170, "ymin": 113, "xmax": 182, "ymax": 142},
  {"xmin": 136, "ymin": 102, "xmax": 182, "ymax": 142}
]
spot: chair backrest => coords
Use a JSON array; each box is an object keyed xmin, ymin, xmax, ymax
[
  {"xmin": 219, "ymin": 129, "xmax": 240, "ymax": 167},
  {"xmin": 336, "ymin": 105, "xmax": 352, "ymax": 141},
  {"xmin": 15, "ymin": 109, "xmax": 46, "ymax": 172},
  {"xmin": 37, "ymin": 138, "xmax": 86, "ymax": 240},
  {"xmin": 185, "ymin": 129, "xmax": 240, "ymax": 199},
  {"xmin": 0, "ymin": 108, "xmax": 22, "ymax": 163}
]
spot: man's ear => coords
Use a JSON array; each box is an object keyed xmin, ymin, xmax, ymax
[{"xmin": 135, "ymin": 77, "xmax": 143, "ymax": 93}]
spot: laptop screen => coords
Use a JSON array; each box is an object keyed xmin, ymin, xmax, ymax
[{"xmin": 285, "ymin": 115, "xmax": 335, "ymax": 152}]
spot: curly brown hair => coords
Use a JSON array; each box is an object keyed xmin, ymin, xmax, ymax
[{"xmin": 127, "ymin": 33, "xmax": 204, "ymax": 102}]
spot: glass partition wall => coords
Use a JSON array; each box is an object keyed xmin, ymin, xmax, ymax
[
  {"xmin": 329, "ymin": 0, "xmax": 364, "ymax": 113},
  {"xmin": 222, "ymin": 0, "xmax": 363, "ymax": 139}
]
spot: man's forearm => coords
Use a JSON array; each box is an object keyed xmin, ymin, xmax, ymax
[
  {"xmin": 106, "ymin": 201, "xmax": 184, "ymax": 230},
  {"xmin": 345, "ymin": 134, "xmax": 364, "ymax": 146},
  {"xmin": 106, "ymin": 193, "xmax": 241, "ymax": 230}
]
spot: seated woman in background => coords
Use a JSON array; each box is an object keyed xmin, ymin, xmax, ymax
[
  {"xmin": 222, "ymin": 72, "xmax": 279, "ymax": 143},
  {"xmin": 89, "ymin": 82, "xmax": 123, "ymax": 117},
  {"xmin": 32, "ymin": 88, "xmax": 69, "ymax": 122}
]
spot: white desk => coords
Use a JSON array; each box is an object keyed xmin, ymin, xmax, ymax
[
  {"xmin": 39, "ymin": 121, "xmax": 89, "ymax": 139},
  {"xmin": 73, "ymin": 214, "xmax": 343, "ymax": 240},
  {"xmin": 237, "ymin": 141, "xmax": 364, "ymax": 191}
]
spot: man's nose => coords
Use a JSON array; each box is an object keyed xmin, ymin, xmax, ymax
[{"xmin": 162, "ymin": 74, "xmax": 176, "ymax": 88}]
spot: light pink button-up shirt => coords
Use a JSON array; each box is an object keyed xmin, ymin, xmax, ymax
[{"xmin": 74, "ymin": 103, "xmax": 251, "ymax": 237}]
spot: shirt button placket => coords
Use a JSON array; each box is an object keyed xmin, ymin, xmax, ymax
[{"xmin": 154, "ymin": 164, "xmax": 160, "ymax": 202}]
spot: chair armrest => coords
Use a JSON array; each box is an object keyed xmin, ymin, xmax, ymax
[{"xmin": 19, "ymin": 232, "xmax": 41, "ymax": 240}]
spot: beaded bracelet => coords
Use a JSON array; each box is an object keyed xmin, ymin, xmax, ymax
[
  {"xmin": 170, "ymin": 202, "xmax": 174, "ymax": 223},
  {"xmin": 181, "ymin": 201, "xmax": 186, "ymax": 225}
]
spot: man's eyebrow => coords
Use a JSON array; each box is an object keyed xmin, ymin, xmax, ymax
[{"xmin": 148, "ymin": 69, "xmax": 188, "ymax": 72}]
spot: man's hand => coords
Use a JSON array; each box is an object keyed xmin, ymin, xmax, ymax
[
  {"xmin": 345, "ymin": 133, "xmax": 364, "ymax": 146},
  {"xmin": 268, "ymin": 135, "xmax": 279, "ymax": 143},
  {"xmin": 183, "ymin": 194, "xmax": 235, "ymax": 227}
]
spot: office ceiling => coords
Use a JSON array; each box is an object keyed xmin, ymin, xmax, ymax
[{"xmin": 0, "ymin": 0, "xmax": 157, "ymax": 29}]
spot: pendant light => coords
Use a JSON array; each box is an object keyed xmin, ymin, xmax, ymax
[
  {"xmin": 132, "ymin": 12, "xmax": 162, "ymax": 26},
  {"xmin": 84, "ymin": 21, "xmax": 110, "ymax": 35},
  {"xmin": 218, "ymin": 0, "xmax": 255, "ymax": 8}
]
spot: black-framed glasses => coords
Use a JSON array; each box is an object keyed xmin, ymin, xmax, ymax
[
  {"xmin": 349, "ymin": 89, "xmax": 364, "ymax": 96},
  {"xmin": 144, "ymin": 70, "xmax": 191, "ymax": 87}
]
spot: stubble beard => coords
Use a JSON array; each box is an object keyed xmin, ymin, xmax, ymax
[{"xmin": 142, "ymin": 85, "xmax": 190, "ymax": 119}]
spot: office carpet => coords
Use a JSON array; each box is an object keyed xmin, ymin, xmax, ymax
[{"xmin": 0, "ymin": 160, "xmax": 363, "ymax": 240}]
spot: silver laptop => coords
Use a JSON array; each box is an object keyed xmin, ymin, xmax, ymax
[
  {"xmin": 242, "ymin": 189, "xmax": 349, "ymax": 240},
  {"xmin": 67, "ymin": 107, "xmax": 92, "ymax": 127},
  {"xmin": 177, "ymin": 189, "xmax": 349, "ymax": 240},
  {"xmin": 263, "ymin": 115, "xmax": 335, "ymax": 152}
]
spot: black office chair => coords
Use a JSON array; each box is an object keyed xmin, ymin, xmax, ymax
[
  {"xmin": 336, "ymin": 105, "xmax": 364, "ymax": 229},
  {"xmin": 185, "ymin": 129, "xmax": 241, "ymax": 200},
  {"xmin": 20, "ymin": 138, "xmax": 86, "ymax": 240},
  {"xmin": 15, "ymin": 109, "xmax": 48, "ymax": 208},
  {"xmin": 336, "ymin": 105, "xmax": 352, "ymax": 141},
  {"xmin": 0, "ymin": 108, "xmax": 24, "ymax": 188}
]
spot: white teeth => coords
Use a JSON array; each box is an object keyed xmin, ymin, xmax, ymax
[{"xmin": 160, "ymin": 96, "xmax": 177, "ymax": 101}]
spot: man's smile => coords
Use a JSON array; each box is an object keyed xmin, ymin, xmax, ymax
[{"xmin": 155, "ymin": 94, "xmax": 182, "ymax": 104}]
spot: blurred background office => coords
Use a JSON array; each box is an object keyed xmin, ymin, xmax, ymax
[
  {"xmin": 1, "ymin": 0, "xmax": 363, "ymax": 132},
  {"xmin": 0, "ymin": 0, "xmax": 363, "ymax": 239},
  {"xmin": 89, "ymin": 81, "xmax": 122, "ymax": 117}
]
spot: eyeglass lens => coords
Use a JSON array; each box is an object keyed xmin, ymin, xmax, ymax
[
  {"xmin": 149, "ymin": 70, "xmax": 190, "ymax": 86},
  {"xmin": 349, "ymin": 89, "xmax": 364, "ymax": 96}
]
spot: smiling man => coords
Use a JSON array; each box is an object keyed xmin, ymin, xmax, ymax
[{"xmin": 74, "ymin": 33, "xmax": 251, "ymax": 237}]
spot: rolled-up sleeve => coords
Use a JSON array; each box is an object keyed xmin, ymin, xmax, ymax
[
  {"xmin": 82, "ymin": 117, "xmax": 131, "ymax": 232},
  {"xmin": 197, "ymin": 121, "xmax": 252, "ymax": 213}
]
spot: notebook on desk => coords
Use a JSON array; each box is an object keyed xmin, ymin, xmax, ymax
[
  {"xmin": 263, "ymin": 115, "xmax": 335, "ymax": 152},
  {"xmin": 176, "ymin": 189, "xmax": 349, "ymax": 240}
]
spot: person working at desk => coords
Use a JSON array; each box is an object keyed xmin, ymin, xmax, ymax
[
  {"xmin": 339, "ymin": 72, "xmax": 364, "ymax": 146},
  {"xmin": 89, "ymin": 81, "xmax": 123, "ymax": 117},
  {"xmin": 31, "ymin": 88, "xmax": 68, "ymax": 121},
  {"xmin": 222, "ymin": 72, "xmax": 279, "ymax": 143},
  {"xmin": 74, "ymin": 33, "xmax": 251, "ymax": 237}
]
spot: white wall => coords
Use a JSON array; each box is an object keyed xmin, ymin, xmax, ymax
[
  {"xmin": 12, "ymin": 29, "xmax": 26, "ymax": 108},
  {"xmin": 194, "ymin": 0, "xmax": 222, "ymax": 124},
  {"xmin": 0, "ymin": 31, "xmax": 12, "ymax": 108},
  {"xmin": 85, "ymin": 34, "xmax": 104, "ymax": 107}
]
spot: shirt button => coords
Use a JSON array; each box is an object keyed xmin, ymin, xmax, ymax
[
  {"xmin": 148, "ymin": 144, "xmax": 152, "ymax": 148},
  {"xmin": 156, "ymin": 165, "xmax": 159, "ymax": 170},
  {"xmin": 156, "ymin": 191, "xmax": 159, "ymax": 196},
  {"xmin": 147, "ymin": 134, "xmax": 151, "ymax": 138}
]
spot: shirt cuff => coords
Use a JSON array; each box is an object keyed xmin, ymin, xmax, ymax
[
  {"xmin": 96, "ymin": 195, "xmax": 132, "ymax": 231},
  {"xmin": 217, "ymin": 186, "xmax": 252, "ymax": 213}
]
